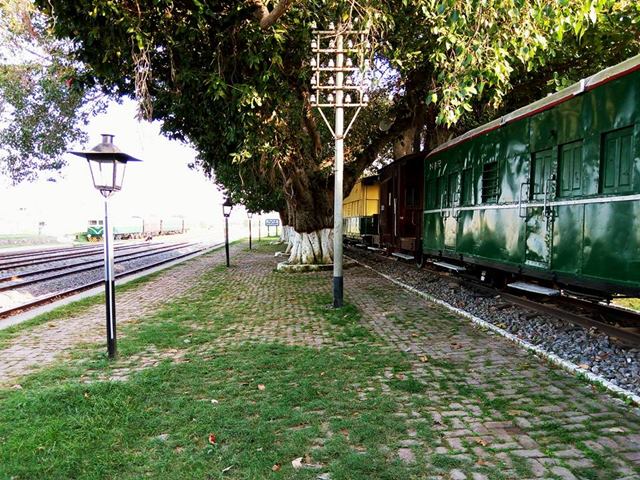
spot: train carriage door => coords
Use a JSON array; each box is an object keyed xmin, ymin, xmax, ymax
[
  {"xmin": 379, "ymin": 177, "xmax": 393, "ymax": 247},
  {"xmin": 444, "ymin": 172, "xmax": 460, "ymax": 250},
  {"xmin": 525, "ymin": 148, "xmax": 554, "ymax": 268}
]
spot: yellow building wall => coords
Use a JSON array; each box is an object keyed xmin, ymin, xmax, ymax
[{"xmin": 343, "ymin": 179, "xmax": 380, "ymax": 218}]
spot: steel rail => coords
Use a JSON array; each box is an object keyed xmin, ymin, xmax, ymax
[
  {"xmin": 495, "ymin": 291, "xmax": 640, "ymax": 347},
  {"xmin": 0, "ymin": 242, "xmax": 154, "ymax": 270},
  {"xmin": 0, "ymin": 242, "xmax": 196, "ymax": 292},
  {"xmin": 556, "ymin": 295, "xmax": 640, "ymax": 327},
  {"xmin": 0, "ymin": 242, "xmax": 191, "ymax": 284},
  {"xmin": 441, "ymin": 267, "xmax": 640, "ymax": 347},
  {"xmin": 0, "ymin": 243, "xmax": 99, "ymax": 260},
  {"xmin": 0, "ymin": 243, "xmax": 221, "ymax": 319}
]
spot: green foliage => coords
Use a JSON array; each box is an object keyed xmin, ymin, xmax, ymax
[
  {"xmin": 0, "ymin": 0, "xmax": 108, "ymax": 183},
  {"xmin": 387, "ymin": 0, "xmax": 640, "ymax": 126},
  {"xmin": 26, "ymin": 0, "xmax": 640, "ymax": 222}
]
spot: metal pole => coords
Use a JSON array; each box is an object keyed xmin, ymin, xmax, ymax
[
  {"xmin": 103, "ymin": 196, "xmax": 117, "ymax": 358},
  {"xmin": 225, "ymin": 216, "xmax": 230, "ymax": 267},
  {"xmin": 249, "ymin": 217, "xmax": 252, "ymax": 250},
  {"xmin": 258, "ymin": 215, "xmax": 261, "ymax": 241},
  {"xmin": 333, "ymin": 26, "xmax": 345, "ymax": 308}
]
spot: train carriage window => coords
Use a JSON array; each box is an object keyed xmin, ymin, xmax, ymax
[
  {"xmin": 531, "ymin": 149, "xmax": 552, "ymax": 200},
  {"xmin": 461, "ymin": 167, "xmax": 474, "ymax": 206},
  {"xmin": 405, "ymin": 186, "xmax": 418, "ymax": 208},
  {"xmin": 558, "ymin": 140, "xmax": 583, "ymax": 198},
  {"xmin": 426, "ymin": 179, "xmax": 438, "ymax": 208},
  {"xmin": 481, "ymin": 161, "xmax": 499, "ymax": 203},
  {"xmin": 438, "ymin": 176, "xmax": 449, "ymax": 208},
  {"xmin": 601, "ymin": 126, "xmax": 634, "ymax": 194},
  {"xmin": 447, "ymin": 172, "xmax": 459, "ymax": 207}
]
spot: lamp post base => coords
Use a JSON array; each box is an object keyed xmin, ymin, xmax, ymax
[
  {"xmin": 105, "ymin": 278, "xmax": 117, "ymax": 359},
  {"xmin": 225, "ymin": 217, "xmax": 230, "ymax": 267},
  {"xmin": 333, "ymin": 276, "xmax": 343, "ymax": 308}
]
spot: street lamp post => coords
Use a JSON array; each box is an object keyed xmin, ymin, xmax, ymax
[
  {"xmin": 310, "ymin": 20, "xmax": 371, "ymax": 308},
  {"xmin": 247, "ymin": 212, "xmax": 253, "ymax": 250},
  {"xmin": 70, "ymin": 134, "xmax": 141, "ymax": 359},
  {"xmin": 222, "ymin": 198, "xmax": 233, "ymax": 267}
]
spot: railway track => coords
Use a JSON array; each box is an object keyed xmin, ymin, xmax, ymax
[
  {"xmin": 0, "ymin": 242, "xmax": 192, "ymax": 291},
  {"xmin": 0, "ymin": 241, "xmax": 220, "ymax": 320},
  {"xmin": 0, "ymin": 241, "xmax": 159, "ymax": 270},
  {"xmin": 348, "ymin": 244, "xmax": 640, "ymax": 347},
  {"xmin": 466, "ymin": 281, "xmax": 640, "ymax": 347}
]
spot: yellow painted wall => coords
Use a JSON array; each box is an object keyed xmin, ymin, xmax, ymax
[{"xmin": 343, "ymin": 179, "xmax": 380, "ymax": 218}]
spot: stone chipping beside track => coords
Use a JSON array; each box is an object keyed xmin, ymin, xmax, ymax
[{"xmin": 346, "ymin": 246, "xmax": 640, "ymax": 397}]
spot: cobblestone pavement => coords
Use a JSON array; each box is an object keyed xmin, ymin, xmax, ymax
[
  {"xmin": 345, "ymin": 267, "xmax": 640, "ymax": 480},
  {"xmin": 193, "ymin": 249, "xmax": 640, "ymax": 479},
  {"xmin": 0, "ymin": 245, "xmax": 237, "ymax": 385},
  {"xmin": 2, "ymin": 243, "xmax": 640, "ymax": 479}
]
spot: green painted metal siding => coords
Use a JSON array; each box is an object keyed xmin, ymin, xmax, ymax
[
  {"xmin": 423, "ymin": 64, "xmax": 640, "ymax": 293},
  {"xmin": 551, "ymin": 205, "xmax": 584, "ymax": 275},
  {"xmin": 583, "ymin": 201, "xmax": 640, "ymax": 284},
  {"xmin": 87, "ymin": 226, "xmax": 104, "ymax": 237},
  {"xmin": 558, "ymin": 141, "xmax": 583, "ymax": 198},
  {"xmin": 601, "ymin": 126, "xmax": 634, "ymax": 194}
]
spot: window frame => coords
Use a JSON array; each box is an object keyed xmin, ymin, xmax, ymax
[
  {"xmin": 481, "ymin": 161, "xmax": 500, "ymax": 204},
  {"xmin": 557, "ymin": 140, "xmax": 583, "ymax": 199},
  {"xmin": 600, "ymin": 125, "xmax": 635, "ymax": 195}
]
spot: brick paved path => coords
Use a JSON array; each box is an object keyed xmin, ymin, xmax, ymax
[
  {"xmin": 2, "ymin": 243, "xmax": 640, "ymax": 479},
  {"xmin": 0, "ymin": 246, "xmax": 237, "ymax": 385},
  {"xmin": 346, "ymin": 267, "xmax": 640, "ymax": 480}
]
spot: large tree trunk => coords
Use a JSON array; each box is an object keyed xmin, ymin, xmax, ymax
[
  {"xmin": 287, "ymin": 228, "xmax": 333, "ymax": 264},
  {"xmin": 278, "ymin": 209, "xmax": 293, "ymax": 244},
  {"xmin": 282, "ymin": 168, "xmax": 335, "ymax": 265}
]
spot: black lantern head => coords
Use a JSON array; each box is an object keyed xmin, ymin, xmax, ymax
[
  {"xmin": 222, "ymin": 198, "xmax": 233, "ymax": 217},
  {"xmin": 70, "ymin": 134, "xmax": 142, "ymax": 197}
]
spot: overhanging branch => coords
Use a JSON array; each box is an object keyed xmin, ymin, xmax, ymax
[{"xmin": 249, "ymin": 0, "xmax": 296, "ymax": 29}]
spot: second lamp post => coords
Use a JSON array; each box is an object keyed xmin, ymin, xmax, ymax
[{"xmin": 223, "ymin": 198, "xmax": 233, "ymax": 267}]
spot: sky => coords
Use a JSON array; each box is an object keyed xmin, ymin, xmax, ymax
[{"xmin": 0, "ymin": 99, "xmax": 269, "ymax": 238}]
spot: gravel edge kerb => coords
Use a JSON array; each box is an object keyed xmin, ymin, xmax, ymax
[{"xmin": 351, "ymin": 257, "xmax": 640, "ymax": 409}]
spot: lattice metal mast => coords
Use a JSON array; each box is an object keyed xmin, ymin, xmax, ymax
[{"xmin": 310, "ymin": 19, "xmax": 371, "ymax": 308}]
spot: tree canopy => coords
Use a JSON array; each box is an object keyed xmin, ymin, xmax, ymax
[
  {"xmin": 13, "ymin": 0, "xmax": 640, "ymax": 238},
  {"xmin": 0, "ymin": 0, "xmax": 107, "ymax": 183}
]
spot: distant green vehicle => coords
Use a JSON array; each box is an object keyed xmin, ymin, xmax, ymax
[
  {"xmin": 86, "ymin": 216, "xmax": 186, "ymax": 241},
  {"xmin": 423, "ymin": 55, "xmax": 640, "ymax": 298},
  {"xmin": 87, "ymin": 220, "xmax": 104, "ymax": 241}
]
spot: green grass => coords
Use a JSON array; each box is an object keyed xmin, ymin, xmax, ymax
[
  {"xmin": 0, "ymin": 269, "xmax": 166, "ymax": 349},
  {"xmin": 389, "ymin": 376, "xmax": 425, "ymax": 394},
  {"xmin": 311, "ymin": 293, "xmax": 375, "ymax": 341},
  {"xmin": 0, "ymin": 245, "xmax": 423, "ymax": 479},
  {"xmin": 1, "ymin": 242, "xmax": 638, "ymax": 479},
  {"xmin": 0, "ymin": 244, "xmax": 228, "ymax": 348},
  {"xmin": 615, "ymin": 297, "xmax": 640, "ymax": 311},
  {"xmin": 0, "ymin": 343, "xmax": 416, "ymax": 480}
]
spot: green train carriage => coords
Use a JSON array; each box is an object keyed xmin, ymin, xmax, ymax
[{"xmin": 423, "ymin": 55, "xmax": 640, "ymax": 298}]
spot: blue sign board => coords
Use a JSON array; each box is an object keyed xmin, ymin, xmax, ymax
[{"xmin": 265, "ymin": 218, "xmax": 280, "ymax": 227}]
